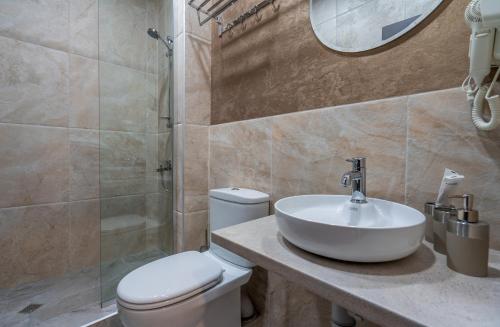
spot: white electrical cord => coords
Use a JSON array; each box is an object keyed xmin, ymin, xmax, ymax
[{"xmin": 463, "ymin": 67, "xmax": 500, "ymax": 131}]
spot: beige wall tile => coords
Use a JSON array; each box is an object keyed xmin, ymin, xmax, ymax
[
  {"xmin": 100, "ymin": 195, "xmax": 147, "ymax": 262},
  {"xmin": 68, "ymin": 199, "xmax": 100, "ymax": 272},
  {"xmin": 99, "ymin": 62, "xmax": 156, "ymax": 133},
  {"xmin": 101, "ymin": 194, "xmax": 146, "ymax": 220},
  {"xmin": 174, "ymin": 210, "xmax": 184, "ymax": 253},
  {"xmin": 407, "ymin": 88, "xmax": 500, "ymax": 250},
  {"xmin": 210, "ymin": 118, "xmax": 272, "ymax": 194},
  {"xmin": 158, "ymin": 62, "xmax": 173, "ymax": 132},
  {"xmin": 0, "ymin": 0, "xmax": 70, "ymax": 52},
  {"xmin": 146, "ymin": 192, "xmax": 174, "ymax": 253},
  {"xmin": 69, "ymin": 54, "xmax": 99, "ymax": 129},
  {"xmin": 100, "ymin": 131, "xmax": 146, "ymax": 197},
  {"xmin": 146, "ymin": 133, "xmax": 161, "ymax": 194},
  {"xmin": 185, "ymin": 34, "xmax": 211, "ymax": 125},
  {"xmin": 69, "ymin": 129, "xmax": 99, "ymax": 201},
  {"xmin": 69, "ymin": 0, "xmax": 98, "ymax": 59},
  {"xmin": 174, "ymin": 124, "xmax": 184, "ymax": 211},
  {"xmin": 271, "ymin": 97, "xmax": 408, "ymax": 204},
  {"xmin": 98, "ymin": 0, "xmax": 157, "ymax": 73},
  {"xmin": 185, "ymin": 2, "xmax": 211, "ymax": 41},
  {"xmin": 0, "ymin": 203, "xmax": 70, "ymax": 288},
  {"xmin": 0, "ymin": 36, "xmax": 69, "ymax": 127},
  {"xmin": 407, "ymin": 87, "xmax": 500, "ymax": 138},
  {"xmin": 0, "ymin": 124, "xmax": 69, "ymax": 208},
  {"xmin": 183, "ymin": 210, "xmax": 208, "ymax": 251},
  {"xmin": 174, "ymin": 33, "xmax": 186, "ymax": 124},
  {"xmin": 146, "ymin": 192, "xmax": 172, "ymax": 225},
  {"xmin": 184, "ymin": 125, "xmax": 209, "ymax": 212}
]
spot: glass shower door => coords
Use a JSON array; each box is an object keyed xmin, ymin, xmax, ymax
[{"xmin": 98, "ymin": 0, "xmax": 174, "ymax": 303}]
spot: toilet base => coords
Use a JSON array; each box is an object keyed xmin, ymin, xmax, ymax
[{"xmin": 119, "ymin": 287, "xmax": 241, "ymax": 327}]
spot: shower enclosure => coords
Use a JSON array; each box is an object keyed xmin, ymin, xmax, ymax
[
  {"xmin": 98, "ymin": 0, "xmax": 175, "ymax": 303},
  {"xmin": 0, "ymin": 0, "xmax": 174, "ymax": 325}
]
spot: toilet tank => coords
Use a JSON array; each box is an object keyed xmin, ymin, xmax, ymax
[{"xmin": 209, "ymin": 188, "xmax": 269, "ymax": 268}]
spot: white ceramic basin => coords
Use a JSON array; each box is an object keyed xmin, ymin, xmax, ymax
[{"xmin": 274, "ymin": 195, "xmax": 425, "ymax": 262}]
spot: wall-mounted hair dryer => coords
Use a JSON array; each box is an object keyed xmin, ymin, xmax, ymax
[{"xmin": 463, "ymin": 0, "xmax": 500, "ymax": 130}]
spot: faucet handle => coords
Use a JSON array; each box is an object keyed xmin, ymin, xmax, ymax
[
  {"xmin": 346, "ymin": 157, "xmax": 366, "ymax": 170},
  {"xmin": 341, "ymin": 173, "xmax": 351, "ymax": 187}
]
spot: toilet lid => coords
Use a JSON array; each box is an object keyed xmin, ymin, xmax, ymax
[{"xmin": 117, "ymin": 251, "xmax": 223, "ymax": 309}]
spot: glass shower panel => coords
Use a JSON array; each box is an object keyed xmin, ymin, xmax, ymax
[{"xmin": 98, "ymin": 0, "xmax": 174, "ymax": 303}]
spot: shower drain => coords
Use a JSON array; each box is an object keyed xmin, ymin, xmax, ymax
[{"xmin": 18, "ymin": 303, "xmax": 43, "ymax": 314}]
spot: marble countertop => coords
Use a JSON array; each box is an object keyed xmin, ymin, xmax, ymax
[{"xmin": 212, "ymin": 215, "xmax": 500, "ymax": 327}]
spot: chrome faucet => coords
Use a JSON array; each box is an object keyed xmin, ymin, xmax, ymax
[{"xmin": 341, "ymin": 157, "xmax": 367, "ymax": 204}]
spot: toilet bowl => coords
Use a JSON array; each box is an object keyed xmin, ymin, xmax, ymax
[{"xmin": 117, "ymin": 188, "xmax": 269, "ymax": 327}]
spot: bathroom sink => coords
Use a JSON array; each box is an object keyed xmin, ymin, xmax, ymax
[{"xmin": 274, "ymin": 195, "xmax": 425, "ymax": 262}]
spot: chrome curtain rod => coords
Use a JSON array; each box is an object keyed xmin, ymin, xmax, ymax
[
  {"xmin": 188, "ymin": 0, "xmax": 278, "ymax": 37},
  {"xmin": 219, "ymin": 0, "xmax": 276, "ymax": 36}
]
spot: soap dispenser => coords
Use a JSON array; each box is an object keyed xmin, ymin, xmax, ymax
[{"xmin": 446, "ymin": 194, "xmax": 489, "ymax": 277}]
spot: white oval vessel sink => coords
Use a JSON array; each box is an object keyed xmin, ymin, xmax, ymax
[{"xmin": 275, "ymin": 195, "xmax": 425, "ymax": 262}]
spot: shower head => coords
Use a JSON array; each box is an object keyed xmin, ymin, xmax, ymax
[
  {"xmin": 147, "ymin": 28, "xmax": 160, "ymax": 39},
  {"xmin": 147, "ymin": 27, "xmax": 173, "ymax": 52}
]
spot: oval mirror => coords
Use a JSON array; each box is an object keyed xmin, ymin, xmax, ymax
[{"xmin": 310, "ymin": 0, "xmax": 443, "ymax": 53}]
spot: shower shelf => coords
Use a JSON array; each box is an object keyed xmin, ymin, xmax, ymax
[{"xmin": 188, "ymin": 0, "xmax": 278, "ymax": 36}]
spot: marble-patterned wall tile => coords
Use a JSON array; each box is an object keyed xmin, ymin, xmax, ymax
[
  {"xmin": 174, "ymin": 124, "xmax": 184, "ymax": 212},
  {"xmin": 146, "ymin": 192, "xmax": 172, "ymax": 225},
  {"xmin": 184, "ymin": 125, "xmax": 209, "ymax": 212},
  {"xmin": 271, "ymin": 97, "xmax": 408, "ymax": 204},
  {"xmin": 0, "ymin": 36, "xmax": 69, "ymax": 127},
  {"xmin": 70, "ymin": 129, "xmax": 99, "ymax": 201},
  {"xmin": 154, "ymin": 131, "xmax": 174, "ymax": 194},
  {"xmin": 183, "ymin": 210, "xmax": 208, "ymax": 251},
  {"xmin": 185, "ymin": 34, "xmax": 211, "ymax": 125},
  {"xmin": 146, "ymin": 134, "xmax": 161, "ymax": 194},
  {"xmin": 159, "ymin": 131, "xmax": 173, "ymax": 166},
  {"xmin": 0, "ymin": 0, "xmax": 69, "ymax": 52},
  {"xmin": 210, "ymin": 118, "xmax": 272, "ymax": 194},
  {"xmin": 175, "ymin": 210, "xmax": 184, "ymax": 252},
  {"xmin": 100, "ymin": 131, "xmax": 146, "ymax": 197},
  {"xmin": 407, "ymin": 87, "xmax": 500, "ymax": 138},
  {"xmin": 158, "ymin": 63, "xmax": 172, "ymax": 132},
  {"xmin": 100, "ymin": 62, "xmax": 156, "ymax": 133},
  {"xmin": 69, "ymin": 0, "xmax": 98, "ymax": 59},
  {"xmin": 146, "ymin": 0, "xmax": 161, "ymax": 75},
  {"xmin": 100, "ymin": 195, "xmax": 147, "ymax": 262},
  {"xmin": 146, "ymin": 132, "xmax": 173, "ymax": 194},
  {"xmin": 0, "ymin": 203, "xmax": 70, "ymax": 288},
  {"xmin": 407, "ymin": 88, "xmax": 500, "ymax": 249},
  {"xmin": 211, "ymin": 0, "xmax": 470, "ymax": 124},
  {"xmin": 69, "ymin": 54, "xmax": 99, "ymax": 129},
  {"xmin": 185, "ymin": 2, "xmax": 211, "ymax": 41},
  {"xmin": 0, "ymin": 124, "xmax": 69, "ymax": 208},
  {"xmin": 146, "ymin": 192, "xmax": 173, "ymax": 253},
  {"xmin": 98, "ymin": 0, "xmax": 157, "ymax": 73},
  {"xmin": 100, "ymin": 195, "xmax": 146, "ymax": 221},
  {"xmin": 174, "ymin": 33, "xmax": 186, "ymax": 124},
  {"xmin": 68, "ymin": 200, "xmax": 100, "ymax": 272}
]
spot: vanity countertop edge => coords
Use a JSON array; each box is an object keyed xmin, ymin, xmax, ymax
[{"xmin": 211, "ymin": 215, "xmax": 500, "ymax": 327}]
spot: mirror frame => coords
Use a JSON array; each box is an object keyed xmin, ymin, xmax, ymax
[{"xmin": 309, "ymin": 0, "xmax": 445, "ymax": 53}]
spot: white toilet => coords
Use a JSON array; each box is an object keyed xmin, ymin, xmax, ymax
[{"xmin": 117, "ymin": 188, "xmax": 270, "ymax": 327}]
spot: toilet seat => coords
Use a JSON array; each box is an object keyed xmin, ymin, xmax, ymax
[{"xmin": 117, "ymin": 251, "xmax": 223, "ymax": 310}]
